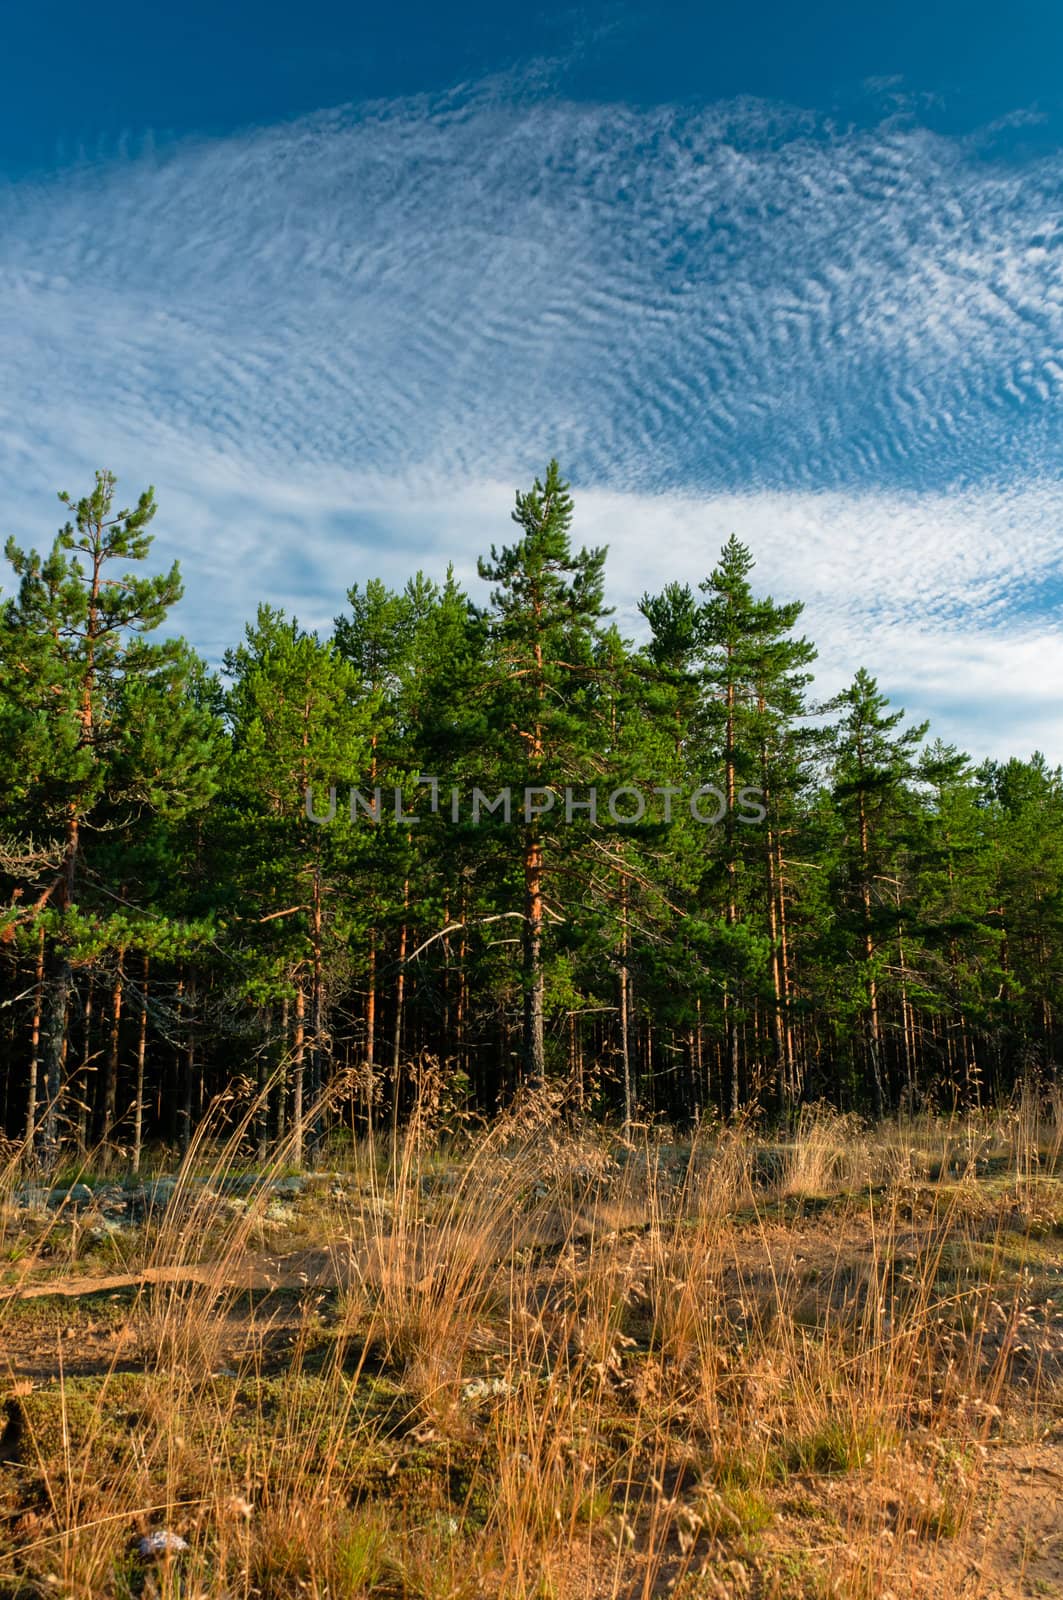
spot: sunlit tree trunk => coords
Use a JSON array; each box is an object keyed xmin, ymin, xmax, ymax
[{"xmin": 24, "ymin": 926, "xmax": 45, "ymax": 1151}]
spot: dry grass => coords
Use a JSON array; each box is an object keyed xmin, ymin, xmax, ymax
[{"xmin": 1, "ymin": 1087, "xmax": 1063, "ymax": 1598}]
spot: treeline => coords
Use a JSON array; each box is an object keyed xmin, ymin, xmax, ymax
[{"xmin": 1, "ymin": 465, "xmax": 1061, "ymax": 1167}]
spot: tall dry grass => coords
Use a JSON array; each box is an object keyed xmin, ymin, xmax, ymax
[{"xmin": 1, "ymin": 1082, "xmax": 1061, "ymax": 1597}]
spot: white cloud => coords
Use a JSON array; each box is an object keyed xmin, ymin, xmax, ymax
[{"xmin": 1, "ymin": 89, "xmax": 1061, "ymax": 760}]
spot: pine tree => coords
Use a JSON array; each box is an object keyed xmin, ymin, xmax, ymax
[
  {"xmin": 977, "ymin": 755, "xmax": 1063, "ymax": 1080},
  {"xmin": 904, "ymin": 742, "xmax": 999, "ymax": 1106},
  {"xmin": 1, "ymin": 472, "xmax": 216, "ymax": 1162},
  {"xmin": 476, "ymin": 462, "xmax": 610, "ymax": 1085},
  {"xmin": 824, "ymin": 669, "xmax": 927, "ymax": 1115},
  {"xmin": 224, "ymin": 607, "xmax": 375, "ymax": 1163},
  {"xmin": 674, "ymin": 537, "xmax": 817, "ymax": 1113}
]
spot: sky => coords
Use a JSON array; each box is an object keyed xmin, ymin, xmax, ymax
[{"xmin": 1, "ymin": 0, "xmax": 1062, "ymax": 759}]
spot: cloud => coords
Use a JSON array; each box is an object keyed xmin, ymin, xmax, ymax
[
  {"xmin": 0, "ymin": 87, "xmax": 1060, "ymax": 759},
  {"xmin": 569, "ymin": 482, "xmax": 1063, "ymax": 759}
]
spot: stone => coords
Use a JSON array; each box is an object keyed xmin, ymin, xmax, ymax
[{"xmin": 136, "ymin": 1529, "xmax": 189, "ymax": 1560}]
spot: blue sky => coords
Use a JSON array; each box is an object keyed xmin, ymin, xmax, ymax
[{"xmin": 2, "ymin": 0, "xmax": 1062, "ymax": 757}]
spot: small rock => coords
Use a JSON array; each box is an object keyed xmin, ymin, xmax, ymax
[{"xmin": 136, "ymin": 1529, "xmax": 189, "ymax": 1560}]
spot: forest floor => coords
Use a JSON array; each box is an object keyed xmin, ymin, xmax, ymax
[{"xmin": 1, "ymin": 1100, "xmax": 1063, "ymax": 1598}]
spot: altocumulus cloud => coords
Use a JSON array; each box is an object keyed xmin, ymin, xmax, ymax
[{"xmin": 1, "ymin": 85, "xmax": 1061, "ymax": 757}]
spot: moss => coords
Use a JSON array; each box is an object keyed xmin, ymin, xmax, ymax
[
  {"xmin": 0, "ymin": 1286, "xmax": 137, "ymax": 1329},
  {"xmin": 346, "ymin": 1433, "xmax": 499, "ymax": 1525},
  {"xmin": 4, "ymin": 1372, "xmax": 164, "ymax": 1464},
  {"xmin": 2, "ymin": 1367, "xmax": 408, "ymax": 1486},
  {"xmin": 446, "ymin": 1441, "xmax": 500, "ymax": 1526}
]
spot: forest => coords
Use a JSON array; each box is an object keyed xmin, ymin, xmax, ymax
[{"xmin": 1, "ymin": 463, "xmax": 1060, "ymax": 1170}]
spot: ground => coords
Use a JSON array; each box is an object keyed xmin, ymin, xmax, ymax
[{"xmin": 2, "ymin": 1103, "xmax": 1063, "ymax": 1598}]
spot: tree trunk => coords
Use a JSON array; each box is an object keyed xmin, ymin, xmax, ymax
[
  {"xmin": 775, "ymin": 830, "xmax": 798, "ymax": 1099},
  {"xmin": 24, "ymin": 926, "xmax": 45, "ymax": 1151},
  {"xmin": 390, "ymin": 884, "xmax": 409, "ymax": 1165},
  {"xmin": 38, "ymin": 795, "xmax": 79, "ymax": 1165},
  {"xmin": 76, "ymin": 975, "xmax": 94, "ymax": 1155},
  {"xmin": 101, "ymin": 954, "xmax": 124, "ymax": 1144},
  {"xmin": 276, "ymin": 994, "xmax": 289, "ymax": 1142},
  {"xmin": 695, "ymin": 994, "xmax": 706, "ymax": 1108},
  {"xmin": 310, "ymin": 865, "xmax": 323, "ymax": 1154},
  {"xmin": 365, "ymin": 934, "xmax": 377, "ymax": 1088},
  {"xmin": 523, "ymin": 828, "xmax": 545, "ymax": 1084},
  {"xmin": 178, "ymin": 977, "xmax": 195, "ymax": 1157},
  {"xmin": 724, "ymin": 663, "xmax": 742, "ymax": 1115},
  {"xmin": 458, "ymin": 891, "xmax": 468, "ymax": 1082},
  {"xmin": 38, "ymin": 948, "xmax": 70, "ymax": 1168},
  {"xmin": 765, "ymin": 815, "xmax": 790, "ymax": 1111},
  {"xmin": 131, "ymin": 956, "xmax": 148, "ymax": 1174},
  {"xmin": 858, "ymin": 793, "xmax": 885, "ymax": 1118},
  {"xmin": 291, "ymin": 981, "xmax": 305, "ymax": 1167},
  {"xmin": 730, "ymin": 998, "xmax": 741, "ymax": 1117},
  {"xmin": 619, "ymin": 879, "xmax": 633, "ymax": 1128}
]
